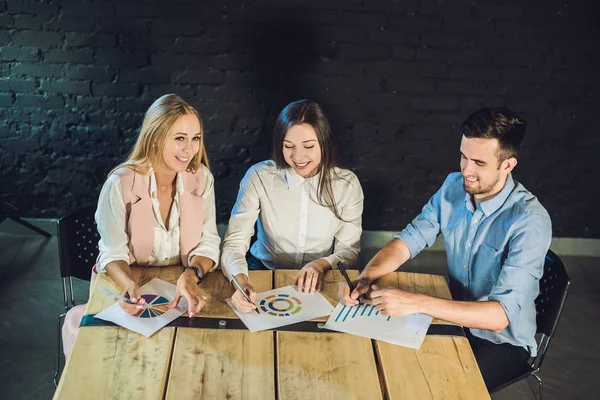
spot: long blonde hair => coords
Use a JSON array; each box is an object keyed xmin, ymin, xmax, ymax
[{"xmin": 109, "ymin": 94, "xmax": 210, "ymax": 177}]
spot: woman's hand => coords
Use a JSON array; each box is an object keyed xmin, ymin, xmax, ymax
[
  {"xmin": 296, "ymin": 259, "xmax": 331, "ymax": 294},
  {"xmin": 231, "ymin": 274, "xmax": 258, "ymax": 313},
  {"xmin": 118, "ymin": 282, "xmax": 146, "ymax": 315},
  {"xmin": 167, "ymin": 269, "xmax": 206, "ymax": 317}
]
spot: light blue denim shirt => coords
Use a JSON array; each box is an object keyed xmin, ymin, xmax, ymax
[{"xmin": 395, "ymin": 172, "xmax": 551, "ymax": 356}]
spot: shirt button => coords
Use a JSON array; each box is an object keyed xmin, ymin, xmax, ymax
[
  {"xmin": 467, "ymin": 242, "xmax": 471, "ymax": 247},
  {"xmin": 463, "ymin": 284, "xmax": 467, "ymax": 288},
  {"xmin": 463, "ymin": 265, "xmax": 467, "ymax": 269},
  {"xmin": 473, "ymin": 218, "xmax": 478, "ymax": 223}
]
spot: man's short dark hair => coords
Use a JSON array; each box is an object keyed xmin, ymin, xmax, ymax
[{"xmin": 461, "ymin": 108, "xmax": 526, "ymax": 161}]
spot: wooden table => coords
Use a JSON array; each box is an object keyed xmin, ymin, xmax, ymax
[{"xmin": 54, "ymin": 268, "xmax": 490, "ymax": 400}]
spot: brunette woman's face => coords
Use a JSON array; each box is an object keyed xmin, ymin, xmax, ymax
[{"xmin": 282, "ymin": 123, "xmax": 322, "ymax": 178}]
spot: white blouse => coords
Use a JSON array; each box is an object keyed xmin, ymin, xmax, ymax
[
  {"xmin": 95, "ymin": 165, "xmax": 220, "ymax": 272},
  {"xmin": 221, "ymin": 160, "xmax": 364, "ymax": 279}
]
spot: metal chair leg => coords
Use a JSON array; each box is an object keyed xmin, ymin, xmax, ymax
[
  {"xmin": 54, "ymin": 313, "xmax": 66, "ymax": 387},
  {"xmin": 531, "ymin": 373, "xmax": 543, "ymax": 400}
]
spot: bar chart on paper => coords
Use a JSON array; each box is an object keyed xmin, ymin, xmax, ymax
[
  {"xmin": 333, "ymin": 302, "xmax": 392, "ymax": 322},
  {"xmin": 324, "ymin": 300, "xmax": 433, "ymax": 349}
]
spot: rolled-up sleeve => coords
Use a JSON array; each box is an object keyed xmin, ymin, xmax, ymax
[
  {"xmin": 323, "ymin": 174, "xmax": 364, "ymax": 268},
  {"xmin": 394, "ymin": 185, "xmax": 443, "ymax": 259},
  {"xmin": 221, "ymin": 167, "xmax": 262, "ymax": 280},
  {"xmin": 189, "ymin": 166, "xmax": 221, "ymax": 270},
  {"xmin": 487, "ymin": 212, "xmax": 552, "ymax": 328},
  {"xmin": 95, "ymin": 175, "xmax": 131, "ymax": 273}
]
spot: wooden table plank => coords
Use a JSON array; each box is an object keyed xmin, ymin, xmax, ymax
[
  {"xmin": 277, "ymin": 331, "xmax": 383, "ymax": 400},
  {"xmin": 166, "ymin": 329, "xmax": 275, "ymax": 399},
  {"xmin": 376, "ymin": 337, "xmax": 489, "ymax": 400},
  {"xmin": 373, "ymin": 272, "xmax": 490, "ymax": 400},
  {"xmin": 54, "ymin": 267, "xmax": 181, "ymax": 400},
  {"xmin": 274, "ymin": 269, "xmax": 360, "ymax": 322},
  {"xmin": 166, "ymin": 271, "xmax": 275, "ymax": 399},
  {"xmin": 54, "ymin": 326, "xmax": 175, "ymax": 400}
]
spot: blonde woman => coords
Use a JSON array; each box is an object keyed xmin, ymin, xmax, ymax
[{"xmin": 62, "ymin": 94, "xmax": 220, "ymax": 357}]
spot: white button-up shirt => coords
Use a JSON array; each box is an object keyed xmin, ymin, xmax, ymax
[
  {"xmin": 95, "ymin": 165, "xmax": 220, "ymax": 272},
  {"xmin": 221, "ymin": 160, "xmax": 364, "ymax": 279}
]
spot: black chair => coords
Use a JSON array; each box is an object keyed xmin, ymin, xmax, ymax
[
  {"xmin": 0, "ymin": 202, "xmax": 52, "ymax": 237},
  {"xmin": 54, "ymin": 205, "xmax": 99, "ymax": 386},
  {"xmin": 491, "ymin": 249, "xmax": 571, "ymax": 399}
]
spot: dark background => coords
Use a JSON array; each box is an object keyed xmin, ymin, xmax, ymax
[{"xmin": 1, "ymin": 0, "xmax": 599, "ymax": 237}]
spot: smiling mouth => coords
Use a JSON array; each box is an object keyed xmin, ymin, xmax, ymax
[
  {"xmin": 464, "ymin": 176, "xmax": 478, "ymax": 184},
  {"xmin": 293, "ymin": 161, "xmax": 310, "ymax": 169},
  {"xmin": 176, "ymin": 156, "xmax": 189, "ymax": 163}
]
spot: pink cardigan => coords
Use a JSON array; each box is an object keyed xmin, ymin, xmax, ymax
[{"xmin": 113, "ymin": 166, "xmax": 206, "ymax": 268}]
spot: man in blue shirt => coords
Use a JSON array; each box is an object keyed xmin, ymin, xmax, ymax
[{"xmin": 340, "ymin": 108, "xmax": 551, "ymax": 391}]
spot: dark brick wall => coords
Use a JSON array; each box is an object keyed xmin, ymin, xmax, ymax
[{"xmin": 1, "ymin": 0, "xmax": 599, "ymax": 237}]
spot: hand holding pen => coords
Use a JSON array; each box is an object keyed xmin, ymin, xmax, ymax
[
  {"xmin": 337, "ymin": 262, "xmax": 371, "ymax": 306},
  {"xmin": 97, "ymin": 285, "xmax": 146, "ymax": 316},
  {"xmin": 231, "ymin": 274, "xmax": 260, "ymax": 314}
]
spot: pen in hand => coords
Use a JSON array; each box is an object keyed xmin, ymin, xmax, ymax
[
  {"xmin": 97, "ymin": 286, "xmax": 143, "ymax": 307},
  {"xmin": 337, "ymin": 261, "xmax": 361, "ymax": 304},
  {"xmin": 231, "ymin": 275, "xmax": 260, "ymax": 314}
]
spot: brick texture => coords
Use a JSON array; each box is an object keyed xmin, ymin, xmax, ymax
[{"xmin": 1, "ymin": 0, "xmax": 599, "ymax": 237}]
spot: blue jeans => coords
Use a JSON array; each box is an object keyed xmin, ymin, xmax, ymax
[{"xmin": 246, "ymin": 252, "xmax": 268, "ymax": 270}]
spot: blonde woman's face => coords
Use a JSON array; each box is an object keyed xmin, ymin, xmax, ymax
[
  {"xmin": 157, "ymin": 113, "xmax": 201, "ymax": 174},
  {"xmin": 283, "ymin": 123, "xmax": 322, "ymax": 178}
]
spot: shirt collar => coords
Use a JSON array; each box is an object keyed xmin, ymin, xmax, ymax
[
  {"xmin": 284, "ymin": 167, "xmax": 322, "ymax": 189},
  {"xmin": 284, "ymin": 167, "xmax": 305, "ymax": 189},
  {"xmin": 464, "ymin": 173, "xmax": 515, "ymax": 216}
]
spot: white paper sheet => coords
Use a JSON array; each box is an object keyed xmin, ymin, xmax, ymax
[
  {"xmin": 226, "ymin": 285, "xmax": 335, "ymax": 332},
  {"xmin": 95, "ymin": 278, "xmax": 187, "ymax": 337},
  {"xmin": 324, "ymin": 300, "xmax": 433, "ymax": 349}
]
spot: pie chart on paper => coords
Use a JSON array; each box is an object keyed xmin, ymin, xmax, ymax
[{"xmin": 134, "ymin": 294, "xmax": 170, "ymax": 318}]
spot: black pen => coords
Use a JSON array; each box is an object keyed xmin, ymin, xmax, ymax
[
  {"xmin": 231, "ymin": 274, "xmax": 260, "ymax": 314},
  {"xmin": 337, "ymin": 262, "xmax": 360, "ymax": 303}
]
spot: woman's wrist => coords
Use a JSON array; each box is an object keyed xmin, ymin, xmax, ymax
[
  {"xmin": 234, "ymin": 273, "xmax": 249, "ymax": 285},
  {"xmin": 182, "ymin": 267, "xmax": 201, "ymax": 284},
  {"xmin": 316, "ymin": 258, "xmax": 333, "ymax": 273},
  {"xmin": 190, "ymin": 255, "xmax": 214, "ymax": 276}
]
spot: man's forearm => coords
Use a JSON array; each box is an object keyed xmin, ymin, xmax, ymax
[
  {"xmin": 419, "ymin": 296, "xmax": 509, "ymax": 332},
  {"xmin": 360, "ymin": 238, "xmax": 412, "ymax": 281}
]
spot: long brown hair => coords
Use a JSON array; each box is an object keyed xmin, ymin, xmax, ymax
[
  {"xmin": 272, "ymin": 99, "xmax": 345, "ymax": 220},
  {"xmin": 109, "ymin": 94, "xmax": 209, "ymax": 177}
]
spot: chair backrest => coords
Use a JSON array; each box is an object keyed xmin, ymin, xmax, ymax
[
  {"xmin": 533, "ymin": 249, "xmax": 570, "ymax": 369},
  {"xmin": 57, "ymin": 205, "xmax": 99, "ymax": 281}
]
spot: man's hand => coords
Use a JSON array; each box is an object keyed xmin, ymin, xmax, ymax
[
  {"xmin": 338, "ymin": 276, "xmax": 372, "ymax": 305},
  {"xmin": 370, "ymin": 284, "xmax": 423, "ymax": 316}
]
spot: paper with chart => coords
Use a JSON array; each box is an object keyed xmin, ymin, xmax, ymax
[
  {"xmin": 324, "ymin": 300, "xmax": 433, "ymax": 349},
  {"xmin": 226, "ymin": 285, "xmax": 335, "ymax": 332},
  {"xmin": 95, "ymin": 278, "xmax": 187, "ymax": 337}
]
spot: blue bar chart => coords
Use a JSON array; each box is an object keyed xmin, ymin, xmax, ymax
[{"xmin": 325, "ymin": 300, "xmax": 433, "ymax": 349}]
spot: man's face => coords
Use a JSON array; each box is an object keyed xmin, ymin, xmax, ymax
[{"xmin": 460, "ymin": 135, "xmax": 511, "ymax": 201}]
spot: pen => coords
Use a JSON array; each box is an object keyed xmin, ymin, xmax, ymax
[
  {"xmin": 97, "ymin": 286, "xmax": 137, "ymax": 305},
  {"xmin": 231, "ymin": 274, "xmax": 260, "ymax": 314},
  {"xmin": 337, "ymin": 261, "xmax": 360, "ymax": 303}
]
